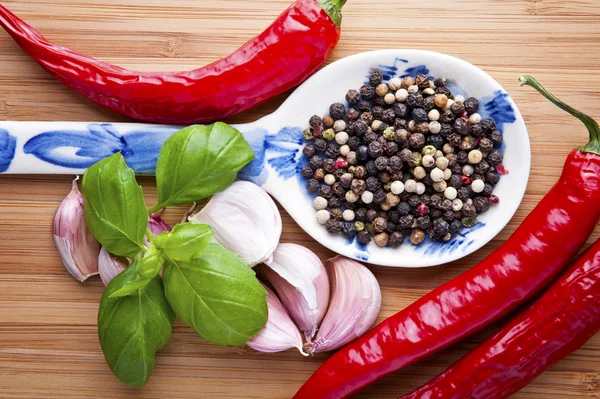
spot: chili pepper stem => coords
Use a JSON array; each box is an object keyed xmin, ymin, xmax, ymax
[
  {"xmin": 519, "ymin": 75, "xmax": 600, "ymax": 155},
  {"xmin": 318, "ymin": 0, "xmax": 347, "ymax": 27}
]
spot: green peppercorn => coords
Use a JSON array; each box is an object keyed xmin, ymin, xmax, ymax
[
  {"xmin": 409, "ymin": 152, "xmax": 423, "ymax": 168},
  {"xmin": 303, "ymin": 127, "xmax": 315, "ymax": 141},
  {"xmin": 461, "ymin": 215, "xmax": 478, "ymax": 228},
  {"xmin": 383, "ymin": 182, "xmax": 392, "ymax": 192},
  {"xmin": 322, "ymin": 128, "xmax": 335, "ymax": 141},
  {"xmin": 348, "ymin": 165, "xmax": 357, "ymax": 175},
  {"xmin": 354, "ymin": 221, "xmax": 365, "ymax": 232},
  {"xmin": 383, "ymin": 126, "xmax": 396, "ymax": 140},
  {"xmin": 421, "ymin": 145, "xmax": 437, "ymax": 156}
]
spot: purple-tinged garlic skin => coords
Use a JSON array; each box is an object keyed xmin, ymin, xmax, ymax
[
  {"xmin": 309, "ymin": 256, "xmax": 382, "ymax": 353},
  {"xmin": 98, "ymin": 247, "xmax": 129, "ymax": 286},
  {"xmin": 261, "ymin": 243, "xmax": 330, "ymax": 341},
  {"xmin": 247, "ymin": 285, "xmax": 306, "ymax": 355},
  {"xmin": 53, "ymin": 178, "xmax": 100, "ymax": 282}
]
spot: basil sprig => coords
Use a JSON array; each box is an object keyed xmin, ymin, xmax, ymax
[{"xmin": 82, "ymin": 124, "xmax": 266, "ymax": 386}]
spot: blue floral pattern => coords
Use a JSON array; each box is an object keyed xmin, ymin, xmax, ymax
[{"xmin": 0, "ymin": 129, "xmax": 17, "ymax": 173}]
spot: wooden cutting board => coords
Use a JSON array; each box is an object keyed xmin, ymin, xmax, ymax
[{"xmin": 1, "ymin": 0, "xmax": 600, "ymax": 398}]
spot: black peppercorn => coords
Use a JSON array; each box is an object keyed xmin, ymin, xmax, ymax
[
  {"xmin": 472, "ymin": 174, "xmax": 485, "ymax": 182},
  {"xmin": 323, "ymin": 158, "xmax": 335, "ymax": 173},
  {"xmin": 357, "ymin": 230, "xmax": 371, "ymax": 245},
  {"xmin": 357, "ymin": 99, "xmax": 371, "ymax": 112},
  {"xmin": 447, "ymin": 153, "xmax": 458, "ymax": 167},
  {"xmin": 428, "ymin": 194, "xmax": 442, "ymax": 209},
  {"xmin": 332, "ymin": 183, "xmax": 346, "ymax": 197},
  {"xmin": 366, "ymin": 161, "xmax": 378, "ymax": 176},
  {"xmin": 434, "ymin": 78, "xmax": 446, "ymax": 87},
  {"xmin": 430, "ymin": 208, "xmax": 442, "ymax": 219},
  {"xmin": 483, "ymin": 183, "xmax": 494, "ymax": 197},
  {"xmin": 347, "ymin": 108, "xmax": 360, "ymax": 121},
  {"xmin": 372, "ymin": 106, "xmax": 385, "ymax": 121},
  {"xmin": 473, "ymin": 196, "xmax": 490, "ymax": 213},
  {"xmin": 366, "ymin": 176, "xmax": 381, "ymax": 192},
  {"xmin": 375, "ymin": 156, "xmax": 389, "ymax": 170},
  {"xmin": 451, "ymin": 101, "xmax": 466, "ymax": 116},
  {"xmin": 329, "ymin": 197, "xmax": 342, "ymax": 209},
  {"xmin": 449, "ymin": 174, "xmax": 463, "ymax": 188},
  {"xmin": 456, "ymin": 150, "xmax": 468, "ymax": 164},
  {"xmin": 474, "ymin": 159, "xmax": 490, "ymax": 175},
  {"xmin": 357, "ymin": 145, "xmax": 369, "ymax": 161},
  {"xmin": 409, "ymin": 133, "xmax": 426, "ymax": 150},
  {"xmin": 366, "ymin": 209, "xmax": 378, "ymax": 223},
  {"xmin": 376, "ymin": 135, "xmax": 387, "ymax": 145},
  {"xmin": 329, "ymin": 208, "xmax": 343, "ymax": 220},
  {"xmin": 378, "ymin": 171, "xmax": 391, "ymax": 183},
  {"xmin": 412, "ymin": 108, "xmax": 428, "ymax": 123},
  {"xmin": 394, "ymin": 118, "xmax": 408, "ymax": 131},
  {"xmin": 361, "ymin": 112, "xmax": 374, "ymax": 125},
  {"xmin": 392, "ymin": 103, "xmax": 409, "ymax": 119},
  {"xmin": 307, "ymin": 179, "xmax": 320, "ymax": 192},
  {"xmin": 389, "ymin": 231, "xmax": 405, "ymax": 247},
  {"xmin": 319, "ymin": 184, "xmax": 333, "ymax": 199},
  {"xmin": 346, "ymin": 89, "xmax": 361, "ymax": 104},
  {"xmin": 354, "ymin": 165, "xmax": 367, "ymax": 179},
  {"xmin": 471, "ymin": 123, "xmax": 483, "ymax": 138},
  {"xmin": 372, "ymin": 96, "xmax": 386, "ymax": 108},
  {"xmin": 439, "ymin": 109, "xmax": 456, "ymax": 124},
  {"xmin": 309, "ymin": 155, "xmax": 323, "ymax": 170},
  {"xmin": 454, "ymin": 117, "xmax": 472, "ymax": 136},
  {"xmin": 442, "ymin": 210, "xmax": 455, "ymax": 222},
  {"xmin": 491, "ymin": 130, "xmax": 503, "ymax": 145},
  {"xmin": 407, "ymin": 93, "xmax": 424, "ymax": 108},
  {"xmin": 486, "ymin": 171, "xmax": 500, "ymax": 185},
  {"xmin": 374, "ymin": 232, "xmax": 389, "ymax": 247},
  {"xmin": 398, "ymin": 148, "xmax": 412, "ymax": 163},
  {"xmin": 334, "ymin": 169, "xmax": 345, "ymax": 179},
  {"xmin": 355, "ymin": 208, "xmax": 368, "ymax": 222},
  {"xmin": 447, "ymin": 133, "xmax": 462, "ymax": 147},
  {"xmin": 342, "ymin": 222, "xmax": 357, "ymax": 238},
  {"xmin": 415, "ymin": 74, "xmax": 430, "ymax": 89},
  {"xmin": 460, "ymin": 136, "xmax": 475, "ymax": 151},
  {"xmin": 398, "ymin": 214, "xmax": 414, "ymax": 229},
  {"xmin": 303, "ymin": 145, "xmax": 316, "ymax": 158},
  {"xmin": 325, "ymin": 219, "xmax": 343, "ymax": 234},
  {"xmin": 387, "ymin": 210, "xmax": 400, "ymax": 224},
  {"xmin": 435, "ymin": 86, "xmax": 452, "ymax": 97},
  {"xmin": 397, "ymin": 202, "xmax": 411, "ymax": 216},
  {"xmin": 440, "ymin": 199, "xmax": 453, "ymax": 211},
  {"xmin": 351, "ymin": 179, "xmax": 367, "ymax": 195},
  {"xmin": 325, "ymin": 143, "xmax": 340, "ymax": 159},
  {"xmin": 480, "ymin": 118, "xmax": 496, "ymax": 133},
  {"xmin": 301, "ymin": 166, "xmax": 313, "ymax": 178},
  {"xmin": 451, "ymin": 163, "xmax": 463, "ymax": 175},
  {"xmin": 487, "ymin": 149, "xmax": 503, "ymax": 166},
  {"xmin": 388, "ymin": 155, "xmax": 402, "ymax": 171},
  {"xmin": 409, "ymin": 228, "xmax": 426, "ymax": 245},
  {"xmin": 382, "ymin": 109, "xmax": 396, "ymax": 124},
  {"xmin": 462, "ymin": 202, "xmax": 477, "ymax": 217},
  {"xmin": 340, "ymin": 173, "xmax": 353, "ymax": 188},
  {"xmin": 464, "ymin": 97, "xmax": 479, "ymax": 114},
  {"xmin": 309, "ymin": 115, "xmax": 322, "ymax": 127},
  {"xmin": 478, "ymin": 137, "xmax": 493, "ymax": 153},
  {"xmin": 457, "ymin": 186, "xmax": 471, "ymax": 201},
  {"xmin": 416, "ymin": 215, "xmax": 432, "ymax": 230},
  {"xmin": 369, "ymin": 70, "xmax": 383, "ymax": 86},
  {"xmin": 329, "ymin": 103, "xmax": 346, "ymax": 120},
  {"xmin": 314, "ymin": 137, "xmax": 326, "ymax": 151},
  {"xmin": 373, "ymin": 217, "xmax": 388, "ymax": 233},
  {"xmin": 360, "ymin": 84, "xmax": 375, "ymax": 100},
  {"xmin": 385, "ymin": 142, "xmax": 399, "ymax": 156},
  {"xmin": 368, "ymin": 142, "xmax": 383, "ymax": 158},
  {"xmin": 378, "ymin": 210, "xmax": 390, "ymax": 220},
  {"xmin": 426, "ymin": 134, "xmax": 444, "ymax": 150},
  {"xmin": 347, "ymin": 136, "xmax": 361, "ymax": 151},
  {"xmin": 423, "ymin": 96, "xmax": 435, "ymax": 112},
  {"xmin": 373, "ymin": 189, "xmax": 387, "ymax": 204},
  {"xmin": 407, "ymin": 194, "xmax": 421, "ymax": 208}
]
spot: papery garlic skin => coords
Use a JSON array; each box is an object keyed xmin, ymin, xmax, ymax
[
  {"xmin": 309, "ymin": 256, "xmax": 382, "ymax": 353},
  {"xmin": 247, "ymin": 285, "xmax": 307, "ymax": 355},
  {"xmin": 260, "ymin": 243, "xmax": 329, "ymax": 341},
  {"xmin": 148, "ymin": 213, "xmax": 172, "ymax": 236},
  {"xmin": 98, "ymin": 247, "xmax": 130, "ymax": 286},
  {"xmin": 188, "ymin": 181, "xmax": 282, "ymax": 266},
  {"xmin": 53, "ymin": 178, "xmax": 100, "ymax": 282}
]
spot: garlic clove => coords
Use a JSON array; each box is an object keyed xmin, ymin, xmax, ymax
[
  {"xmin": 187, "ymin": 181, "xmax": 282, "ymax": 266},
  {"xmin": 247, "ymin": 285, "xmax": 307, "ymax": 355},
  {"xmin": 310, "ymin": 256, "xmax": 382, "ymax": 353},
  {"xmin": 98, "ymin": 247, "xmax": 130, "ymax": 286},
  {"xmin": 53, "ymin": 177, "xmax": 100, "ymax": 282},
  {"xmin": 259, "ymin": 243, "xmax": 329, "ymax": 341}
]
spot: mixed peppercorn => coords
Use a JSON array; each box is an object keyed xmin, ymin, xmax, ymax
[{"xmin": 301, "ymin": 71, "xmax": 504, "ymax": 248}]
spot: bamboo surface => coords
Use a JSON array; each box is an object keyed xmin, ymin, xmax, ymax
[{"xmin": 1, "ymin": 0, "xmax": 600, "ymax": 398}]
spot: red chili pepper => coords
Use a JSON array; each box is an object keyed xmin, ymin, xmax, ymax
[
  {"xmin": 293, "ymin": 76, "xmax": 600, "ymax": 399},
  {"xmin": 0, "ymin": 0, "xmax": 344, "ymax": 124},
  {"xmin": 401, "ymin": 237, "xmax": 600, "ymax": 399}
]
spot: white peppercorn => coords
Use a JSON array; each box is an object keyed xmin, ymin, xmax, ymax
[
  {"xmin": 429, "ymin": 121, "xmax": 441, "ymax": 134},
  {"xmin": 343, "ymin": 209, "xmax": 356, "ymax": 222},
  {"xmin": 422, "ymin": 155, "xmax": 435, "ymax": 168},
  {"xmin": 436, "ymin": 156, "xmax": 449, "ymax": 170},
  {"xmin": 428, "ymin": 109, "xmax": 440, "ymax": 121},
  {"xmin": 416, "ymin": 182, "xmax": 426, "ymax": 195},
  {"xmin": 389, "ymin": 77, "xmax": 402, "ymax": 91},
  {"xmin": 408, "ymin": 120, "xmax": 416, "ymax": 132},
  {"xmin": 333, "ymin": 120, "xmax": 346, "ymax": 133},
  {"xmin": 413, "ymin": 166, "xmax": 426, "ymax": 180},
  {"xmin": 466, "ymin": 198, "xmax": 474, "ymax": 205},
  {"xmin": 433, "ymin": 180, "xmax": 447, "ymax": 192},
  {"xmin": 443, "ymin": 143, "xmax": 454, "ymax": 154},
  {"xmin": 396, "ymin": 88, "xmax": 409, "ymax": 102},
  {"xmin": 468, "ymin": 149, "xmax": 483, "ymax": 164},
  {"xmin": 361, "ymin": 190, "xmax": 374, "ymax": 204},
  {"xmin": 380, "ymin": 203, "xmax": 391, "ymax": 211},
  {"xmin": 372, "ymin": 120, "xmax": 383, "ymax": 132},
  {"xmin": 346, "ymin": 190, "xmax": 359, "ymax": 203},
  {"xmin": 454, "ymin": 95, "xmax": 465, "ymax": 103},
  {"xmin": 391, "ymin": 180, "xmax": 405, "ymax": 195},
  {"xmin": 384, "ymin": 93, "xmax": 396, "ymax": 105},
  {"xmin": 430, "ymin": 167, "xmax": 444, "ymax": 182},
  {"xmin": 376, "ymin": 83, "xmax": 389, "ymax": 97},
  {"xmin": 471, "ymin": 179, "xmax": 485, "ymax": 193},
  {"xmin": 443, "ymin": 168, "xmax": 452, "ymax": 180},
  {"xmin": 444, "ymin": 186, "xmax": 458, "ymax": 200},
  {"xmin": 434, "ymin": 150, "xmax": 444, "ymax": 159},
  {"xmin": 469, "ymin": 113, "xmax": 482, "ymax": 125},
  {"xmin": 462, "ymin": 164, "xmax": 474, "ymax": 176},
  {"xmin": 316, "ymin": 209, "xmax": 330, "ymax": 225},
  {"xmin": 452, "ymin": 198, "xmax": 463, "ymax": 211},
  {"xmin": 444, "ymin": 98, "xmax": 455, "ymax": 111},
  {"xmin": 340, "ymin": 144, "xmax": 350, "ymax": 157},
  {"xmin": 314, "ymin": 196, "xmax": 328, "ymax": 210},
  {"xmin": 405, "ymin": 179, "xmax": 417, "ymax": 193},
  {"xmin": 324, "ymin": 174, "xmax": 336, "ymax": 185},
  {"xmin": 423, "ymin": 88, "xmax": 435, "ymax": 96},
  {"xmin": 346, "ymin": 151, "xmax": 357, "ymax": 165},
  {"xmin": 335, "ymin": 131, "xmax": 349, "ymax": 145},
  {"xmin": 408, "ymin": 85, "xmax": 419, "ymax": 94}
]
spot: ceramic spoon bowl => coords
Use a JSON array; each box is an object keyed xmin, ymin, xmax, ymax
[{"xmin": 0, "ymin": 49, "xmax": 530, "ymax": 267}]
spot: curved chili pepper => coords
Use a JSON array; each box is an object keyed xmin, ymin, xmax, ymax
[
  {"xmin": 0, "ymin": 0, "xmax": 343, "ymax": 124},
  {"xmin": 400, "ymin": 238, "xmax": 600, "ymax": 399},
  {"xmin": 293, "ymin": 77, "xmax": 600, "ymax": 399}
]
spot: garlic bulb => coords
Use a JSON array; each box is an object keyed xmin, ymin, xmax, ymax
[
  {"xmin": 310, "ymin": 256, "xmax": 382, "ymax": 353},
  {"xmin": 98, "ymin": 247, "xmax": 129, "ymax": 286},
  {"xmin": 260, "ymin": 243, "xmax": 329, "ymax": 341},
  {"xmin": 148, "ymin": 213, "xmax": 171, "ymax": 235},
  {"xmin": 188, "ymin": 181, "xmax": 282, "ymax": 266},
  {"xmin": 53, "ymin": 178, "xmax": 100, "ymax": 282},
  {"xmin": 247, "ymin": 285, "xmax": 307, "ymax": 355}
]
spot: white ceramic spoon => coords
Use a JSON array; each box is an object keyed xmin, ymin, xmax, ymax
[{"xmin": 0, "ymin": 49, "xmax": 530, "ymax": 267}]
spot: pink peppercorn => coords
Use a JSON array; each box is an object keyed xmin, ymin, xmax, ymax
[{"xmin": 334, "ymin": 158, "xmax": 348, "ymax": 169}]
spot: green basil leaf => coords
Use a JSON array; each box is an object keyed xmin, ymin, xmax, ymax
[
  {"xmin": 152, "ymin": 123, "xmax": 254, "ymax": 212},
  {"xmin": 153, "ymin": 223, "xmax": 215, "ymax": 261},
  {"xmin": 162, "ymin": 243, "xmax": 267, "ymax": 346},
  {"xmin": 98, "ymin": 261, "xmax": 175, "ymax": 387},
  {"xmin": 137, "ymin": 246, "xmax": 165, "ymax": 280},
  {"xmin": 81, "ymin": 153, "xmax": 147, "ymax": 258},
  {"xmin": 109, "ymin": 277, "xmax": 153, "ymax": 298}
]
